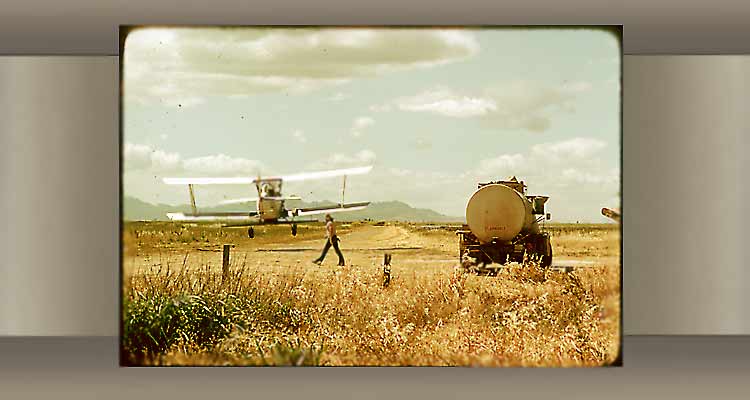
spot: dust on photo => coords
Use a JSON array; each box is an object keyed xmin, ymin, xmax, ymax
[{"xmin": 121, "ymin": 26, "xmax": 621, "ymax": 366}]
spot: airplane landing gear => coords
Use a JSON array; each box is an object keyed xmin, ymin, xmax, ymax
[
  {"xmin": 291, "ymin": 223, "xmax": 298, "ymax": 236},
  {"xmin": 248, "ymin": 227, "xmax": 255, "ymax": 238}
]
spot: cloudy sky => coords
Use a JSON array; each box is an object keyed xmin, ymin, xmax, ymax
[{"xmin": 123, "ymin": 27, "xmax": 620, "ymax": 222}]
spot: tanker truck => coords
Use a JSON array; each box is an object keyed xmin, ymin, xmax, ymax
[{"xmin": 456, "ymin": 177, "xmax": 552, "ymax": 273}]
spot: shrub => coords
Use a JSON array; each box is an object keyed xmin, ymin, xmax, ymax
[{"xmin": 122, "ymin": 292, "xmax": 250, "ymax": 362}]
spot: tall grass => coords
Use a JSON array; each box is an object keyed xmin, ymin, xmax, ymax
[{"xmin": 122, "ymin": 246, "xmax": 619, "ymax": 366}]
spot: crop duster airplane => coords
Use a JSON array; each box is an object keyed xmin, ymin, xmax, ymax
[{"xmin": 163, "ymin": 165, "xmax": 372, "ymax": 238}]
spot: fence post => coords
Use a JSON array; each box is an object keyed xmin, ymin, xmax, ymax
[
  {"xmin": 222, "ymin": 244, "xmax": 231, "ymax": 283},
  {"xmin": 383, "ymin": 253, "xmax": 392, "ymax": 288}
]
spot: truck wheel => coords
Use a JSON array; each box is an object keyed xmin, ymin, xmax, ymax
[{"xmin": 541, "ymin": 237, "xmax": 552, "ymax": 267}]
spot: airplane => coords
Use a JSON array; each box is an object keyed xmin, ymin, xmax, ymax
[{"xmin": 163, "ymin": 165, "xmax": 372, "ymax": 238}]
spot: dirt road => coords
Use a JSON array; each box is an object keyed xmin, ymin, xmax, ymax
[
  {"xmin": 248, "ymin": 225, "xmax": 458, "ymax": 272},
  {"xmin": 123, "ymin": 222, "xmax": 619, "ymax": 279},
  {"xmin": 124, "ymin": 224, "xmax": 460, "ymax": 280}
]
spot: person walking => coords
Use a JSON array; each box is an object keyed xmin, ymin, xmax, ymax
[{"xmin": 313, "ymin": 214, "xmax": 345, "ymax": 266}]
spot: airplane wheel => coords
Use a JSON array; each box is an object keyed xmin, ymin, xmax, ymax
[
  {"xmin": 291, "ymin": 223, "xmax": 298, "ymax": 236},
  {"xmin": 248, "ymin": 227, "xmax": 255, "ymax": 238}
]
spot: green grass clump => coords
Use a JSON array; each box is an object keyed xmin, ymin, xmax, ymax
[{"xmin": 122, "ymin": 292, "xmax": 250, "ymax": 363}]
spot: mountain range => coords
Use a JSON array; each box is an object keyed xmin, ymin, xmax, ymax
[{"xmin": 123, "ymin": 196, "xmax": 463, "ymax": 223}]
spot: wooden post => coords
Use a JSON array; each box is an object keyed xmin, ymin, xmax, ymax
[
  {"xmin": 222, "ymin": 244, "xmax": 231, "ymax": 283},
  {"xmin": 383, "ymin": 253, "xmax": 392, "ymax": 288}
]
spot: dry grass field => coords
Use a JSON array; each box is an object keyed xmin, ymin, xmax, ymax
[{"xmin": 121, "ymin": 221, "xmax": 620, "ymax": 367}]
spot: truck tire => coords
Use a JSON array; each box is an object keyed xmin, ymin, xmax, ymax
[{"xmin": 540, "ymin": 236, "xmax": 552, "ymax": 267}]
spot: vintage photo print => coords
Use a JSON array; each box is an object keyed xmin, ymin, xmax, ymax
[{"xmin": 120, "ymin": 26, "xmax": 622, "ymax": 366}]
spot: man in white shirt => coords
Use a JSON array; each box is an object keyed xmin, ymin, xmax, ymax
[{"xmin": 313, "ymin": 214, "xmax": 345, "ymax": 266}]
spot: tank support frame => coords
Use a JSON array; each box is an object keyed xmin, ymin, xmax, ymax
[{"xmin": 457, "ymin": 227, "xmax": 552, "ymax": 273}]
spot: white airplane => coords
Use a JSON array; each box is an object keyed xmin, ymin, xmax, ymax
[{"xmin": 163, "ymin": 165, "xmax": 372, "ymax": 238}]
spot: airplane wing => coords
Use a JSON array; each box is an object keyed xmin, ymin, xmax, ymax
[
  {"xmin": 163, "ymin": 177, "xmax": 256, "ymax": 185},
  {"xmin": 293, "ymin": 201, "xmax": 371, "ymax": 217},
  {"xmin": 218, "ymin": 197, "xmax": 259, "ymax": 205},
  {"xmin": 275, "ymin": 166, "xmax": 373, "ymax": 182},
  {"xmin": 218, "ymin": 195, "xmax": 302, "ymax": 205},
  {"xmin": 261, "ymin": 196, "xmax": 303, "ymax": 201},
  {"xmin": 166, "ymin": 211, "xmax": 259, "ymax": 222},
  {"xmin": 162, "ymin": 166, "xmax": 373, "ymax": 186}
]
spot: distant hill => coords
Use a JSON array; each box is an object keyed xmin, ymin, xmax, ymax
[{"xmin": 123, "ymin": 196, "xmax": 462, "ymax": 223}]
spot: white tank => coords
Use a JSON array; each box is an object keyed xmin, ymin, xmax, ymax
[{"xmin": 465, "ymin": 184, "xmax": 535, "ymax": 244}]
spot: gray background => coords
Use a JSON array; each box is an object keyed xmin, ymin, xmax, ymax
[
  {"xmin": 2, "ymin": 0, "xmax": 750, "ymax": 397},
  {"xmin": 2, "ymin": 0, "xmax": 750, "ymax": 54},
  {"xmin": 624, "ymin": 56, "xmax": 749, "ymax": 334},
  {"xmin": 0, "ymin": 57, "xmax": 118, "ymax": 336},
  {"xmin": 1, "ymin": 336, "xmax": 749, "ymax": 398}
]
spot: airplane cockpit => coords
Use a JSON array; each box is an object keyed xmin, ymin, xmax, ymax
[{"xmin": 259, "ymin": 180, "xmax": 282, "ymax": 197}]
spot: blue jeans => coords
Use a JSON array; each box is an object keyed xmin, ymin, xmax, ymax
[{"xmin": 314, "ymin": 236, "xmax": 345, "ymax": 265}]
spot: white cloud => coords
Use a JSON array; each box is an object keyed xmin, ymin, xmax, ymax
[
  {"xmin": 482, "ymin": 80, "xmax": 594, "ymax": 132},
  {"xmin": 124, "ymin": 143, "xmax": 181, "ymax": 172},
  {"xmin": 531, "ymin": 137, "xmax": 606, "ymax": 160},
  {"xmin": 353, "ymin": 116, "xmax": 374, "ymax": 130},
  {"xmin": 474, "ymin": 137, "xmax": 609, "ymax": 178},
  {"xmin": 182, "ymin": 154, "xmax": 263, "ymax": 175},
  {"xmin": 351, "ymin": 116, "xmax": 375, "ymax": 138},
  {"xmin": 343, "ymin": 149, "xmax": 377, "ymax": 165},
  {"xmin": 477, "ymin": 154, "xmax": 526, "ymax": 172},
  {"xmin": 123, "ymin": 143, "xmax": 152, "ymax": 169},
  {"xmin": 123, "ymin": 27, "xmax": 479, "ymax": 107},
  {"xmin": 310, "ymin": 149, "xmax": 377, "ymax": 170},
  {"xmin": 292, "ymin": 130, "xmax": 307, "ymax": 143},
  {"xmin": 561, "ymin": 167, "xmax": 619, "ymax": 185},
  {"xmin": 469, "ymin": 137, "xmax": 619, "ymax": 221},
  {"xmin": 123, "ymin": 142, "xmax": 263, "ymax": 175},
  {"xmin": 374, "ymin": 80, "xmax": 593, "ymax": 132},
  {"xmin": 392, "ymin": 88, "xmax": 496, "ymax": 118}
]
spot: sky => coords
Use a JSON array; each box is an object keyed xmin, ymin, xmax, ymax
[{"xmin": 122, "ymin": 27, "xmax": 621, "ymax": 222}]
